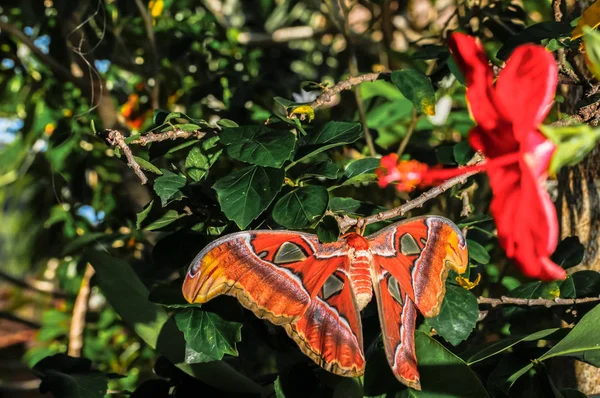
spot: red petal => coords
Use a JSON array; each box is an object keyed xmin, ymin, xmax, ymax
[
  {"xmin": 448, "ymin": 33, "xmax": 505, "ymax": 132},
  {"xmin": 495, "ymin": 45, "xmax": 558, "ymax": 141}
]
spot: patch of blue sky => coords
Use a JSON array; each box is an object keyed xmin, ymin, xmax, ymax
[
  {"xmin": 76, "ymin": 205, "xmax": 106, "ymax": 226},
  {"xmin": 94, "ymin": 59, "xmax": 111, "ymax": 74},
  {"xmin": 0, "ymin": 118, "xmax": 24, "ymax": 145},
  {"xmin": 1, "ymin": 59, "xmax": 15, "ymax": 69},
  {"xmin": 33, "ymin": 35, "xmax": 50, "ymax": 54}
]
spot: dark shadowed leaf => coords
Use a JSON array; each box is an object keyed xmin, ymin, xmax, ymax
[
  {"xmin": 272, "ymin": 185, "xmax": 329, "ymax": 228},
  {"xmin": 453, "ymin": 141, "xmax": 474, "ymax": 165},
  {"xmin": 220, "ymin": 126, "xmax": 296, "ymax": 167},
  {"xmin": 391, "ymin": 69, "xmax": 436, "ymax": 115},
  {"xmin": 496, "ymin": 21, "xmax": 572, "ymax": 60},
  {"xmin": 213, "ymin": 165, "xmax": 284, "ymax": 229},
  {"xmin": 408, "ymin": 332, "xmax": 490, "ymax": 397},
  {"xmin": 427, "ymin": 284, "xmax": 478, "ymax": 346},
  {"xmin": 174, "ymin": 307, "xmax": 242, "ymax": 362},
  {"xmin": 572, "ymin": 270, "xmax": 600, "ymax": 297},
  {"xmin": 551, "ymin": 236, "xmax": 585, "ymax": 269},
  {"xmin": 84, "ymin": 250, "xmax": 262, "ymax": 393},
  {"xmin": 317, "ymin": 215, "xmax": 340, "ymax": 243},
  {"xmin": 33, "ymin": 354, "xmax": 109, "ymax": 398},
  {"xmin": 154, "ymin": 170, "xmax": 186, "ymax": 206}
]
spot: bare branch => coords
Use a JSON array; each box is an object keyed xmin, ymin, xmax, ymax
[
  {"xmin": 129, "ymin": 129, "xmax": 206, "ymax": 145},
  {"xmin": 478, "ymin": 295, "xmax": 600, "ymax": 307},
  {"xmin": 310, "ymin": 73, "xmax": 383, "ymax": 109},
  {"xmin": 68, "ymin": 264, "xmax": 95, "ymax": 357},
  {"xmin": 103, "ymin": 128, "xmax": 208, "ymax": 184},
  {"xmin": 105, "ymin": 129, "xmax": 149, "ymax": 184}
]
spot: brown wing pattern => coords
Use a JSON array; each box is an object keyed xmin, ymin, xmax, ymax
[
  {"xmin": 284, "ymin": 270, "xmax": 365, "ymax": 377},
  {"xmin": 369, "ymin": 216, "xmax": 468, "ymax": 389},
  {"xmin": 182, "ymin": 231, "xmax": 346, "ymax": 325}
]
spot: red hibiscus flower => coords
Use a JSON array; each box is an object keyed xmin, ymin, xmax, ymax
[{"xmin": 377, "ymin": 33, "xmax": 565, "ymax": 281}]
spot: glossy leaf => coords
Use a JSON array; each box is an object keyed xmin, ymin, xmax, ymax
[
  {"xmin": 465, "ymin": 328, "xmax": 560, "ymax": 365},
  {"xmin": 174, "ymin": 307, "xmax": 242, "ymax": 362},
  {"xmin": 154, "ymin": 170, "xmax": 186, "ymax": 206},
  {"xmin": 213, "ymin": 166, "xmax": 284, "ymax": 229},
  {"xmin": 391, "ymin": 69, "xmax": 436, "ymax": 115},
  {"xmin": 220, "ymin": 126, "xmax": 296, "ymax": 168},
  {"xmin": 496, "ymin": 21, "xmax": 572, "ymax": 60},
  {"xmin": 295, "ymin": 121, "xmax": 362, "ymax": 161},
  {"xmin": 427, "ymin": 284, "xmax": 479, "ymax": 346},
  {"xmin": 272, "ymin": 185, "xmax": 329, "ymax": 228},
  {"xmin": 317, "ymin": 215, "xmax": 340, "ymax": 243},
  {"xmin": 467, "ymin": 239, "xmax": 490, "ymax": 264},
  {"xmin": 551, "ymin": 236, "xmax": 585, "ymax": 269},
  {"xmin": 144, "ymin": 210, "xmax": 186, "ymax": 231},
  {"xmin": 301, "ymin": 159, "xmax": 340, "ymax": 180}
]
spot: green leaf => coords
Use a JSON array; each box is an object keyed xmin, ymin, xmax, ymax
[
  {"xmin": 340, "ymin": 157, "xmax": 380, "ymax": 186},
  {"xmin": 154, "ymin": 170, "xmax": 186, "ymax": 206},
  {"xmin": 174, "ymin": 307, "xmax": 242, "ymax": 362},
  {"xmin": 136, "ymin": 200, "xmax": 154, "ymax": 229},
  {"xmin": 185, "ymin": 147, "xmax": 210, "ymax": 181},
  {"xmin": 294, "ymin": 122, "xmax": 362, "ymax": 162},
  {"xmin": 144, "ymin": 210, "xmax": 186, "ymax": 231},
  {"xmin": 572, "ymin": 270, "xmax": 600, "ymax": 297},
  {"xmin": 551, "ymin": 236, "xmax": 585, "ymax": 269},
  {"xmin": 133, "ymin": 156, "xmax": 163, "ymax": 175},
  {"xmin": 301, "ymin": 159, "xmax": 340, "ymax": 180},
  {"xmin": 217, "ymin": 118, "xmax": 239, "ymax": 128},
  {"xmin": 274, "ymin": 376, "xmax": 286, "ymax": 398},
  {"xmin": 412, "ymin": 332, "xmax": 490, "ymax": 397},
  {"xmin": 509, "ymin": 304, "xmax": 600, "ymax": 387},
  {"xmin": 272, "ymin": 185, "xmax": 329, "ymax": 229},
  {"xmin": 427, "ymin": 284, "xmax": 478, "ymax": 346},
  {"xmin": 541, "ymin": 124, "xmax": 600, "ymax": 174},
  {"xmin": 467, "ymin": 239, "xmax": 490, "ymax": 264},
  {"xmin": 33, "ymin": 356, "xmax": 109, "ymax": 398},
  {"xmin": 496, "ymin": 21, "xmax": 573, "ymax": 60},
  {"xmin": 457, "ymin": 214, "xmax": 493, "ymax": 228},
  {"xmin": 453, "ymin": 141, "xmax": 474, "ymax": 165},
  {"xmin": 329, "ymin": 197, "xmax": 363, "ymax": 214},
  {"xmin": 465, "ymin": 328, "xmax": 560, "ymax": 365},
  {"xmin": 220, "ymin": 126, "xmax": 296, "ymax": 167},
  {"xmin": 213, "ymin": 165, "xmax": 284, "ymax": 229},
  {"xmin": 391, "ymin": 69, "xmax": 436, "ymax": 116},
  {"xmin": 317, "ymin": 215, "xmax": 340, "ymax": 243}
]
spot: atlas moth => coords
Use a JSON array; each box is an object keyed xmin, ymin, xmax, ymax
[{"xmin": 182, "ymin": 216, "xmax": 468, "ymax": 390}]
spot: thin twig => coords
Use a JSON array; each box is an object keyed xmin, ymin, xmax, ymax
[
  {"xmin": 129, "ymin": 129, "xmax": 207, "ymax": 145},
  {"xmin": 68, "ymin": 264, "xmax": 95, "ymax": 357},
  {"xmin": 397, "ymin": 107, "xmax": 419, "ymax": 157},
  {"xmin": 105, "ymin": 129, "xmax": 149, "ymax": 184},
  {"xmin": 134, "ymin": 0, "xmax": 160, "ymax": 109},
  {"xmin": 103, "ymin": 128, "xmax": 207, "ymax": 184},
  {"xmin": 338, "ymin": 153, "xmax": 485, "ymax": 232},
  {"xmin": 478, "ymin": 295, "xmax": 600, "ymax": 307},
  {"xmin": 310, "ymin": 72, "xmax": 383, "ymax": 109}
]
